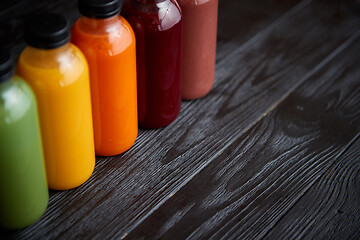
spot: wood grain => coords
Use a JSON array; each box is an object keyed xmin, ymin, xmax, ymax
[
  {"xmin": 126, "ymin": 34, "xmax": 360, "ymax": 239},
  {"xmin": 216, "ymin": 0, "xmax": 302, "ymax": 62},
  {"xmin": 265, "ymin": 138, "xmax": 360, "ymax": 239},
  {"xmin": 1, "ymin": 0, "xmax": 359, "ymax": 239}
]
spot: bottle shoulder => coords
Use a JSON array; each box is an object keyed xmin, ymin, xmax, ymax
[
  {"xmin": 17, "ymin": 44, "xmax": 89, "ymax": 87},
  {"xmin": 122, "ymin": 0, "xmax": 182, "ymax": 31},
  {"xmin": 72, "ymin": 16, "xmax": 135, "ymax": 55},
  {"xmin": 0, "ymin": 77, "xmax": 36, "ymax": 124},
  {"xmin": 73, "ymin": 15, "xmax": 134, "ymax": 36},
  {"xmin": 18, "ymin": 44, "xmax": 86, "ymax": 71}
]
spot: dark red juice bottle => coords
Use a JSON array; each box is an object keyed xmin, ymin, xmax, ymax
[{"xmin": 122, "ymin": 0, "xmax": 183, "ymax": 128}]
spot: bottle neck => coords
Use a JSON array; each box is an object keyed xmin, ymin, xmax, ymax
[
  {"xmin": 27, "ymin": 43, "xmax": 70, "ymax": 57},
  {"xmin": 136, "ymin": 0, "xmax": 166, "ymax": 3},
  {"xmin": 79, "ymin": 15, "xmax": 120, "ymax": 30},
  {"xmin": 127, "ymin": 0, "xmax": 167, "ymax": 7}
]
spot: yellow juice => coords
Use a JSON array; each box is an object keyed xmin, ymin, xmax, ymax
[{"xmin": 17, "ymin": 44, "xmax": 95, "ymax": 190}]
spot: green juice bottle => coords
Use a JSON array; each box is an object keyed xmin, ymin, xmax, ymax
[{"xmin": 0, "ymin": 51, "xmax": 48, "ymax": 229}]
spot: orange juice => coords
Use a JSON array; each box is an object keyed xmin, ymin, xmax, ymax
[{"xmin": 72, "ymin": 1, "xmax": 138, "ymax": 156}]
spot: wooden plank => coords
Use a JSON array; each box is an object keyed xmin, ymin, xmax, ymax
[
  {"xmin": 3, "ymin": 0, "xmax": 360, "ymax": 239},
  {"xmin": 126, "ymin": 35, "xmax": 360, "ymax": 239},
  {"xmin": 216, "ymin": 0, "xmax": 303, "ymax": 62},
  {"xmin": 265, "ymin": 138, "xmax": 360, "ymax": 239}
]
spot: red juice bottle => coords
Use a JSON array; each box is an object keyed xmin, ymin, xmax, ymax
[{"xmin": 122, "ymin": 0, "xmax": 183, "ymax": 128}]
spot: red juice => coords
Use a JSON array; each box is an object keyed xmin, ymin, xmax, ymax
[{"xmin": 122, "ymin": 0, "xmax": 183, "ymax": 128}]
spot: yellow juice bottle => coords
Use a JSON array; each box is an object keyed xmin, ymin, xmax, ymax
[{"xmin": 17, "ymin": 13, "xmax": 95, "ymax": 190}]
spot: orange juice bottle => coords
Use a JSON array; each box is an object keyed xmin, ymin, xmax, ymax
[
  {"xmin": 72, "ymin": 0, "xmax": 138, "ymax": 156},
  {"xmin": 17, "ymin": 13, "xmax": 95, "ymax": 190}
]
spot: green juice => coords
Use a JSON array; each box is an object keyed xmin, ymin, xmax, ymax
[{"xmin": 0, "ymin": 53, "xmax": 48, "ymax": 229}]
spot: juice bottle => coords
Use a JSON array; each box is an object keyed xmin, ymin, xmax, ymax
[
  {"xmin": 0, "ymin": 51, "xmax": 48, "ymax": 229},
  {"xmin": 17, "ymin": 13, "xmax": 95, "ymax": 190},
  {"xmin": 72, "ymin": 0, "xmax": 138, "ymax": 156},
  {"xmin": 122, "ymin": 0, "xmax": 183, "ymax": 128},
  {"xmin": 177, "ymin": 0, "xmax": 218, "ymax": 100}
]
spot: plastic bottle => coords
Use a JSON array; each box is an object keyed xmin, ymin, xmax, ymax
[
  {"xmin": 72, "ymin": 0, "xmax": 138, "ymax": 156},
  {"xmin": 122, "ymin": 0, "xmax": 183, "ymax": 128},
  {"xmin": 17, "ymin": 13, "xmax": 95, "ymax": 190},
  {"xmin": 0, "ymin": 51, "xmax": 48, "ymax": 229},
  {"xmin": 177, "ymin": 0, "xmax": 218, "ymax": 100}
]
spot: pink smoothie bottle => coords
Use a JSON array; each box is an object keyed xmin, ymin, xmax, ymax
[{"xmin": 177, "ymin": 0, "xmax": 218, "ymax": 100}]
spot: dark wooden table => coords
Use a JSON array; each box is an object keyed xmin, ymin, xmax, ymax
[{"xmin": 1, "ymin": 0, "xmax": 360, "ymax": 239}]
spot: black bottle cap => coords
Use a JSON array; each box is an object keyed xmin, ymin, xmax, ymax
[
  {"xmin": 24, "ymin": 13, "xmax": 70, "ymax": 49},
  {"xmin": 0, "ymin": 51, "xmax": 14, "ymax": 83},
  {"xmin": 78, "ymin": 0, "xmax": 122, "ymax": 19}
]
